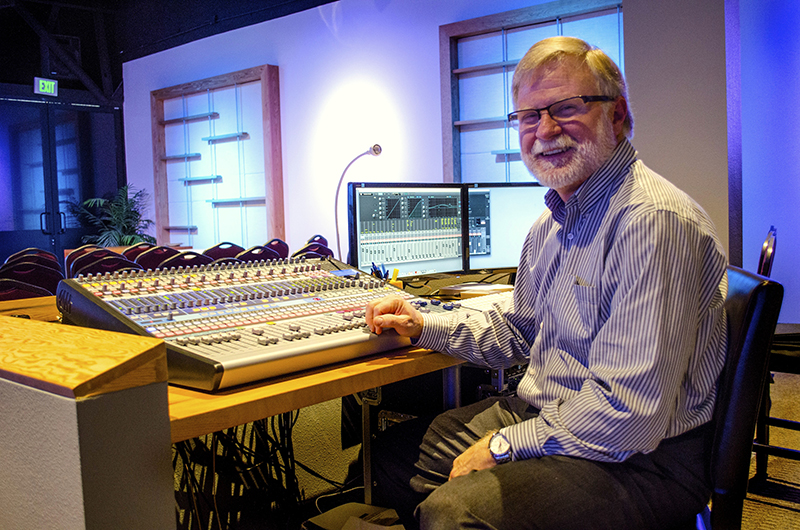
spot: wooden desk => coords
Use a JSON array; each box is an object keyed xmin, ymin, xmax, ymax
[{"xmin": 168, "ymin": 347, "xmax": 463, "ymax": 443}]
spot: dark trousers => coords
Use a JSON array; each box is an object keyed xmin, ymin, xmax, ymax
[{"xmin": 372, "ymin": 396, "xmax": 712, "ymax": 530}]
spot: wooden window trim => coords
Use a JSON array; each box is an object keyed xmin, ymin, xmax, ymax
[
  {"xmin": 150, "ymin": 65, "xmax": 284, "ymax": 244},
  {"xmin": 439, "ymin": 0, "xmax": 620, "ymax": 183}
]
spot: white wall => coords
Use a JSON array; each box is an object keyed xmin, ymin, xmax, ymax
[
  {"xmin": 740, "ymin": 0, "xmax": 800, "ymax": 323},
  {"xmin": 126, "ymin": 0, "xmax": 800, "ymax": 321},
  {"xmin": 123, "ymin": 0, "xmax": 550, "ymax": 256}
]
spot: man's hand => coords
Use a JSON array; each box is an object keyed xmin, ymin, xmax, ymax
[
  {"xmin": 365, "ymin": 296, "xmax": 424, "ymax": 338},
  {"xmin": 449, "ymin": 432, "xmax": 497, "ymax": 480}
]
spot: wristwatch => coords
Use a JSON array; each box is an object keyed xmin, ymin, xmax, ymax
[{"xmin": 489, "ymin": 431, "xmax": 512, "ymax": 464}]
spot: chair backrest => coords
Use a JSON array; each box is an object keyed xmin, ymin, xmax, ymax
[
  {"xmin": 757, "ymin": 226, "xmax": 776, "ymax": 277},
  {"xmin": 306, "ymin": 234, "xmax": 328, "ymax": 247},
  {"xmin": 211, "ymin": 257, "xmax": 243, "ymax": 266},
  {"xmin": 236, "ymin": 245, "xmax": 281, "ymax": 263},
  {"xmin": 74, "ymin": 255, "xmax": 143, "ymax": 277},
  {"xmin": 0, "ymin": 278, "xmax": 53, "ymax": 301},
  {"xmin": 4, "ymin": 247, "xmax": 59, "ymax": 265},
  {"xmin": 292, "ymin": 241, "xmax": 333, "ymax": 258},
  {"xmin": 122, "ymin": 242, "xmax": 155, "ymax": 262},
  {"xmin": 707, "ymin": 265, "xmax": 783, "ymax": 529},
  {"xmin": 134, "ymin": 245, "xmax": 180, "ymax": 270},
  {"xmin": 68, "ymin": 248, "xmax": 122, "ymax": 278},
  {"xmin": 265, "ymin": 238, "xmax": 289, "ymax": 258},
  {"xmin": 3, "ymin": 254, "xmax": 63, "ymax": 273},
  {"xmin": 159, "ymin": 251, "xmax": 214, "ymax": 270},
  {"xmin": 0, "ymin": 261, "xmax": 65, "ymax": 295},
  {"xmin": 203, "ymin": 242, "xmax": 245, "ymax": 261},
  {"xmin": 64, "ymin": 244, "xmax": 102, "ymax": 275}
]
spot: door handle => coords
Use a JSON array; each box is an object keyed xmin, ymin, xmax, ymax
[
  {"xmin": 40, "ymin": 212, "xmax": 52, "ymax": 235},
  {"xmin": 59, "ymin": 211, "xmax": 66, "ymax": 234}
]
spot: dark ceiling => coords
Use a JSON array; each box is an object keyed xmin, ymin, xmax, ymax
[{"xmin": 0, "ymin": 0, "xmax": 337, "ymax": 105}]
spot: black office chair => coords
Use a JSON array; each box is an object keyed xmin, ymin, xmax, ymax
[
  {"xmin": 686, "ymin": 265, "xmax": 783, "ymax": 530},
  {"xmin": 751, "ymin": 226, "xmax": 800, "ymax": 480}
]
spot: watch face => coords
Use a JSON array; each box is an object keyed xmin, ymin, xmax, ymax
[{"xmin": 490, "ymin": 432, "xmax": 510, "ymax": 455}]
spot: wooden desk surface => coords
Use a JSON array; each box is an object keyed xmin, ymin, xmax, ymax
[{"xmin": 168, "ymin": 347, "xmax": 462, "ymax": 443}]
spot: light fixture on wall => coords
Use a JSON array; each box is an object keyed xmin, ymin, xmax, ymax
[{"xmin": 334, "ymin": 144, "xmax": 382, "ymax": 262}]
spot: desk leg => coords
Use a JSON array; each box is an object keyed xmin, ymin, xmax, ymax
[
  {"xmin": 359, "ymin": 388, "xmax": 382, "ymax": 505},
  {"xmin": 443, "ymin": 365, "xmax": 461, "ymax": 409}
]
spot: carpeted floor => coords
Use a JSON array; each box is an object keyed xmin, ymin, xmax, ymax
[{"xmin": 742, "ymin": 372, "xmax": 800, "ymax": 529}]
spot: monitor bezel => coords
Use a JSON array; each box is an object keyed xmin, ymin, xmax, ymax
[
  {"xmin": 347, "ymin": 182, "xmax": 468, "ymax": 278},
  {"xmin": 464, "ymin": 182, "xmax": 547, "ymax": 274}
]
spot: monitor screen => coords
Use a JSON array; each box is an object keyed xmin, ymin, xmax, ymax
[
  {"xmin": 348, "ymin": 183, "xmax": 465, "ymax": 278},
  {"xmin": 466, "ymin": 183, "xmax": 549, "ymax": 272}
]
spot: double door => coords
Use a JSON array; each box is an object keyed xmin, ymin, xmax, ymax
[{"xmin": 0, "ymin": 98, "xmax": 123, "ymax": 264}]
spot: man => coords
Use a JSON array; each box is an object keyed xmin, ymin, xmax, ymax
[{"xmin": 366, "ymin": 36, "xmax": 727, "ymax": 530}]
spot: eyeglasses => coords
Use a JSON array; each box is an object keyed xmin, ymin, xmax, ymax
[{"xmin": 508, "ymin": 95, "xmax": 615, "ymax": 132}]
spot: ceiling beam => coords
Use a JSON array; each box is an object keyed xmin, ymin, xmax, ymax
[{"xmin": 12, "ymin": 0, "xmax": 113, "ymax": 106}]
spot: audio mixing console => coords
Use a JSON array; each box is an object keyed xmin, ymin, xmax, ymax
[{"xmin": 56, "ymin": 257, "xmax": 511, "ymax": 392}]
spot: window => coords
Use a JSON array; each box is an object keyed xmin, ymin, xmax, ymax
[
  {"xmin": 150, "ymin": 65, "xmax": 284, "ymax": 249},
  {"xmin": 440, "ymin": 1, "xmax": 623, "ymax": 183}
]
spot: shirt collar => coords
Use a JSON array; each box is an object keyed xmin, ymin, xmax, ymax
[{"xmin": 544, "ymin": 138, "xmax": 637, "ymax": 225}]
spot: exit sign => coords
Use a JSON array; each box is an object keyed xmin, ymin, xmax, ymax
[{"xmin": 34, "ymin": 77, "xmax": 58, "ymax": 97}]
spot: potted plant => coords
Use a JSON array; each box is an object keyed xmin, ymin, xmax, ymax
[{"xmin": 66, "ymin": 185, "xmax": 157, "ymax": 247}]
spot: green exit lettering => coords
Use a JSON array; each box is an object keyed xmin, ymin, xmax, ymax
[
  {"xmin": 39, "ymin": 80, "xmax": 55, "ymax": 93},
  {"xmin": 33, "ymin": 77, "xmax": 58, "ymax": 96}
]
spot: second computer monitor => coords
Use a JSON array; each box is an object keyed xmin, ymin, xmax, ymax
[{"xmin": 466, "ymin": 182, "xmax": 549, "ymax": 272}]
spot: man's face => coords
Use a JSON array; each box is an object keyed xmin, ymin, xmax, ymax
[{"xmin": 516, "ymin": 59, "xmax": 622, "ymax": 200}]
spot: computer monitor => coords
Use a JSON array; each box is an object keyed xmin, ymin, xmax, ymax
[
  {"xmin": 466, "ymin": 182, "xmax": 549, "ymax": 272},
  {"xmin": 348, "ymin": 182, "xmax": 466, "ymax": 278}
]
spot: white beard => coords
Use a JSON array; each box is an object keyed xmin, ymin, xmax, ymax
[{"xmin": 521, "ymin": 115, "xmax": 618, "ymax": 191}]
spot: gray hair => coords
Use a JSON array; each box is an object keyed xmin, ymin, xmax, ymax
[{"xmin": 512, "ymin": 36, "xmax": 633, "ymax": 138}]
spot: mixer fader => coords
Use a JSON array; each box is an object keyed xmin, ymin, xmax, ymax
[{"xmin": 56, "ymin": 257, "xmax": 503, "ymax": 392}]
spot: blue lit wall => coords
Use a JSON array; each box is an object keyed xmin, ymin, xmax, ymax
[{"xmin": 740, "ymin": 0, "xmax": 800, "ymax": 323}]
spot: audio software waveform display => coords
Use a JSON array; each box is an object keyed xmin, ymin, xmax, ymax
[{"xmin": 350, "ymin": 185, "xmax": 464, "ymax": 278}]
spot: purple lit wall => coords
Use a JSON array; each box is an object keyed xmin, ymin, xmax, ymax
[
  {"xmin": 740, "ymin": 0, "xmax": 800, "ymax": 323},
  {"xmin": 124, "ymin": 0, "xmax": 798, "ymax": 319}
]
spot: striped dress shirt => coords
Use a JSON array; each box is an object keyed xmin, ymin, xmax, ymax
[{"xmin": 417, "ymin": 139, "xmax": 728, "ymax": 462}]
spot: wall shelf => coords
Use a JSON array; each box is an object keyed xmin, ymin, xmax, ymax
[
  {"xmin": 162, "ymin": 153, "xmax": 201, "ymax": 161},
  {"xmin": 208, "ymin": 197, "xmax": 265, "ymax": 205},
  {"xmin": 454, "ymin": 116, "xmax": 507, "ymax": 127},
  {"xmin": 453, "ymin": 60, "xmax": 518, "ymax": 76},
  {"xmin": 490, "ymin": 149, "xmax": 520, "ymax": 155},
  {"xmin": 201, "ymin": 132, "xmax": 249, "ymax": 143},
  {"xmin": 161, "ymin": 112, "xmax": 220, "ymax": 126},
  {"xmin": 178, "ymin": 175, "xmax": 221, "ymax": 183}
]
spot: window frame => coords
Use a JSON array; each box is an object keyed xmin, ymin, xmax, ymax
[{"xmin": 439, "ymin": 0, "xmax": 622, "ymax": 183}]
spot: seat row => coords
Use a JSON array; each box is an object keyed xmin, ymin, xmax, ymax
[{"xmin": 1, "ymin": 235, "xmax": 333, "ymax": 301}]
